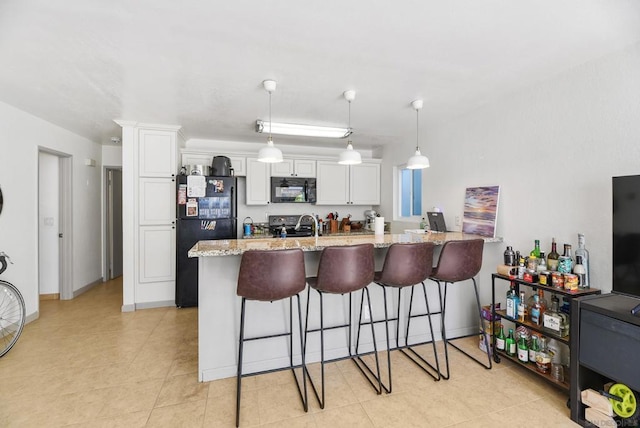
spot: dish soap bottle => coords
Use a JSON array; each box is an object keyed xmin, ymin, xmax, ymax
[
  {"xmin": 419, "ymin": 217, "xmax": 426, "ymax": 230},
  {"xmin": 280, "ymin": 225, "xmax": 287, "ymax": 239}
]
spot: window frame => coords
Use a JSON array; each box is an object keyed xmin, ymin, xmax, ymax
[{"xmin": 394, "ymin": 164, "xmax": 423, "ymax": 221}]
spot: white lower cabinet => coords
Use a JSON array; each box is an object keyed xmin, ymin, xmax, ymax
[
  {"xmin": 139, "ymin": 225, "xmax": 176, "ymax": 283},
  {"xmin": 316, "ymin": 161, "xmax": 380, "ymax": 205}
]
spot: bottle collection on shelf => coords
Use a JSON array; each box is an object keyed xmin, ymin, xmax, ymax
[
  {"xmin": 502, "ymin": 233, "xmax": 591, "ymax": 291},
  {"xmin": 495, "ymin": 318, "xmax": 568, "ymax": 382}
]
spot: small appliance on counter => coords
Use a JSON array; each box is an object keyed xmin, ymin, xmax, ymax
[
  {"xmin": 364, "ymin": 210, "xmax": 377, "ymax": 231},
  {"xmin": 211, "ymin": 156, "xmax": 233, "ymax": 176},
  {"xmin": 268, "ymin": 215, "xmax": 315, "ymax": 237}
]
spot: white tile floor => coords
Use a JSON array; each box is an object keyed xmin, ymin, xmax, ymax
[{"xmin": 0, "ymin": 277, "xmax": 578, "ymax": 427}]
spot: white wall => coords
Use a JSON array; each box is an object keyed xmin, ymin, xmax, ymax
[
  {"xmin": 381, "ymin": 42, "xmax": 640, "ymax": 303},
  {"xmin": 0, "ymin": 100, "xmax": 103, "ymax": 318}
]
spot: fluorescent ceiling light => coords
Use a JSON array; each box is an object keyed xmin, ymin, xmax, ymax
[{"xmin": 256, "ymin": 120, "xmax": 351, "ymax": 138}]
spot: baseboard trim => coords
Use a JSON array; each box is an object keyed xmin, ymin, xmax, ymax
[
  {"xmin": 72, "ymin": 277, "xmax": 103, "ymax": 299},
  {"xmin": 39, "ymin": 293, "xmax": 60, "ymax": 301},
  {"xmin": 26, "ymin": 310, "xmax": 39, "ymax": 324},
  {"xmin": 135, "ymin": 300, "xmax": 175, "ymax": 310},
  {"xmin": 121, "ymin": 304, "xmax": 136, "ymax": 312}
]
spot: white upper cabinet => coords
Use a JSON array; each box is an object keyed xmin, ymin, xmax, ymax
[
  {"xmin": 138, "ymin": 129, "xmax": 177, "ymax": 177},
  {"xmin": 246, "ymin": 158, "xmax": 271, "ymax": 205},
  {"xmin": 270, "ymin": 159, "xmax": 316, "ymax": 177},
  {"xmin": 349, "ymin": 163, "xmax": 380, "ymax": 205},
  {"xmin": 315, "ymin": 162, "xmax": 350, "ymax": 205},
  {"xmin": 316, "ymin": 161, "xmax": 380, "ymax": 205},
  {"xmin": 228, "ymin": 156, "xmax": 246, "ymax": 177}
]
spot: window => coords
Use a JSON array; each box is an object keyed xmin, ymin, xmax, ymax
[{"xmin": 399, "ymin": 167, "xmax": 422, "ymax": 218}]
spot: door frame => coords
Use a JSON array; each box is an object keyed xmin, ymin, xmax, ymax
[{"xmin": 104, "ymin": 166, "xmax": 123, "ymax": 280}]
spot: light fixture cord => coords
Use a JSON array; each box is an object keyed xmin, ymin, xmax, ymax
[
  {"xmin": 347, "ymin": 99, "xmax": 352, "ymax": 147},
  {"xmin": 269, "ymin": 90, "xmax": 272, "ymax": 139},
  {"xmin": 416, "ymin": 107, "xmax": 420, "ymax": 151}
]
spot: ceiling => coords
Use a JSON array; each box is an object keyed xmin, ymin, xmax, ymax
[{"xmin": 1, "ymin": 1, "xmax": 639, "ymax": 150}]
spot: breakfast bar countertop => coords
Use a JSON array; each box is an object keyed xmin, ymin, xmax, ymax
[{"xmin": 188, "ymin": 231, "xmax": 503, "ymax": 257}]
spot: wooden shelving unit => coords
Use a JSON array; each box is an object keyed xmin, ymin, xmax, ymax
[{"xmin": 491, "ymin": 273, "xmax": 601, "ymax": 392}]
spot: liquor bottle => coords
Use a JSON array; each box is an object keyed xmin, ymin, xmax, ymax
[
  {"xmin": 574, "ymin": 256, "xmax": 587, "ymax": 288},
  {"xmin": 527, "ymin": 289, "xmax": 547, "ymax": 316},
  {"xmin": 535, "ymin": 336, "xmax": 551, "ymax": 374},
  {"xmin": 504, "ymin": 246, "xmax": 516, "ymax": 266},
  {"xmin": 536, "ymin": 252, "xmax": 547, "ymax": 273},
  {"xmin": 506, "ymin": 328, "xmax": 516, "ymax": 357},
  {"xmin": 517, "ymin": 291, "xmax": 526, "ymax": 322},
  {"xmin": 547, "ymin": 238, "xmax": 560, "ymax": 271},
  {"xmin": 496, "ymin": 324, "xmax": 506, "ymax": 351},
  {"xmin": 506, "ymin": 283, "xmax": 519, "ymax": 319},
  {"xmin": 543, "ymin": 295, "xmax": 569, "ymax": 337},
  {"xmin": 529, "ymin": 335, "xmax": 540, "ymax": 363},
  {"xmin": 528, "ymin": 239, "xmax": 541, "ymax": 270},
  {"xmin": 517, "ymin": 256, "xmax": 525, "ymax": 280},
  {"xmin": 530, "ymin": 239, "xmax": 541, "ymax": 258},
  {"xmin": 575, "ymin": 233, "xmax": 590, "ymax": 288},
  {"xmin": 557, "ymin": 244, "xmax": 573, "ymax": 273},
  {"xmin": 517, "ymin": 333, "xmax": 529, "ymax": 363},
  {"xmin": 530, "ymin": 294, "xmax": 543, "ymax": 326}
]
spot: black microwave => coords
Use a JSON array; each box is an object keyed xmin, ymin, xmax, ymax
[{"xmin": 271, "ymin": 177, "xmax": 316, "ymax": 203}]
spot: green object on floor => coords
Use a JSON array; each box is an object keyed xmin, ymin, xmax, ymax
[{"xmin": 608, "ymin": 383, "xmax": 637, "ymax": 419}]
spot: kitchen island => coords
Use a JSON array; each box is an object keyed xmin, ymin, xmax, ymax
[{"xmin": 189, "ymin": 232, "xmax": 502, "ymax": 382}]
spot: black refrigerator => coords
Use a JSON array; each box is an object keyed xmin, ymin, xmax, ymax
[{"xmin": 176, "ymin": 175, "xmax": 237, "ymax": 307}]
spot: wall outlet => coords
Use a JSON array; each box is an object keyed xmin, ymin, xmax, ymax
[
  {"xmin": 363, "ymin": 302, "xmax": 371, "ymax": 321},
  {"xmin": 455, "ymin": 215, "xmax": 461, "ymax": 226}
]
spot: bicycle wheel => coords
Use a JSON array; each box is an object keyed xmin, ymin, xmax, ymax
[{"xmin": 0, "ymin": 280, "xmax": 25, "ymax": 357}]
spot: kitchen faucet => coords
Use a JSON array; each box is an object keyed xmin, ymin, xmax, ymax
[{"xmin": 295, "ymin": 213, "xmax": 319, "ymax": 238}]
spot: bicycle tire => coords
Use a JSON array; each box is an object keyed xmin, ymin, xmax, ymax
[{"xmin": 0, "ymin": 279, "xmax": 25, "ymax": 358}]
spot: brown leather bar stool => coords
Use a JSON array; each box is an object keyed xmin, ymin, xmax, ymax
[
  {"xmin": 236, "ymin": 249, "xmax": 308, "ymax": 427},
  {"xmin": 304, "ymin": 243, "xmax": 379, "ymax": 409},
  {"xmin": 366, "ymin": 241, "xmax": 441, "ymax": 393},
  {"xmin": 430, "ymin": 238, "xmax": 491, "ymax": 380}
]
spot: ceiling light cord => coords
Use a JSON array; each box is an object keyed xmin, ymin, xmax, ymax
[
  {"xmin": 338, "ymin": 90, "xmax": 361, "ymax": 165},
  {"xmin": 269, "ymin": 89, "xmax": 272, "ymax": 140},
  {"xmin": 407, "ymin": 99, "xmax": 430, "ymax": 169}
]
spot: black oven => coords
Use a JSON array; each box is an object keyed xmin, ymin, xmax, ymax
[{"xmin": 270, "ymin": 177, "xmax": 316, "ymax": 203}]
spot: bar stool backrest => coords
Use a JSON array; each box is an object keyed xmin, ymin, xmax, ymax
[
  {"xmin": 377, "ymin": 242, "xmax": 435, "ymax": 287},
  {"xmin": 237, "ymin": 249, "xmax": 307, "ymax": 301},
  {"xmin": 432, "ymin": 239, "xmax": 484, "ymax": 283},
  {"xmin": 315, "ymin": 244, "xmax": 374, "ymax": 294}
]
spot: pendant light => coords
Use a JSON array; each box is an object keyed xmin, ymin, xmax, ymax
[
  {"xmin": 257, "ymin": 80, "xmax": 283, "ymax": 163},
  {"xmin": 406, "ymin": 99, "xmax": 430, "ymax": 169},
  {"xmin": 338, "ymin": 90, "xmax": 362, "ymax": 165}
]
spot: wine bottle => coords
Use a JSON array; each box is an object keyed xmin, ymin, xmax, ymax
[
  {"xmin": 547, "ymin": 238, "xmax": 560, "ymax": 271},
  {"xmin": 575, "ymin": 233, "xmax": 590, "ymax": 288},
  {"xmin": 496, "ymin": 324, "xmax": 506, "ymax": 351},
  {"xmin": 529, "ymin": 335, "xmax": 540, "ymax": 363},
  {"xmin": 506, "ymin": 328, "xmax": 516, "ymax": 357}
]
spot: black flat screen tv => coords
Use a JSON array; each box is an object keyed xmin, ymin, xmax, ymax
[{"xmin": 612, "ymin": 175, "xmax": 640, "ymax": 307}]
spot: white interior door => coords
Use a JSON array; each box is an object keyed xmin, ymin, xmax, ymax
[{"xmin": 38, "ymin": 151, "xmax": 60, "ymax": 296}]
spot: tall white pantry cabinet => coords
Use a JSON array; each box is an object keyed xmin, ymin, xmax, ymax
[{"xmin": 117, "ymin": 121, "xmax": 182, "ymax": 311}]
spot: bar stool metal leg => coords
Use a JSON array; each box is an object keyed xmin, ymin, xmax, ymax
[
  {"xmin": 438, "ymin": 277, "xmax": 492, "ymax": 381},
  {"xmin": 399, "ymin": 281, "xmax": 442, "ymax": 381}
]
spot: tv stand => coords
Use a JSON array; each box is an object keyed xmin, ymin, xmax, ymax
[{"xmin": 570, "ymin": 293, "xmax": 640, "ymax": 426}]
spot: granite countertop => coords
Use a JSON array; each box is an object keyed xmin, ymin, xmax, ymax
[{"xmin": 189, "ymin": 232, "xmax": 503, "ymax": 257}]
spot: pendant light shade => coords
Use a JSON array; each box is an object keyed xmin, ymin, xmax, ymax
[
  {"xmin": 257, "ymin": 80, "xmax": 283, "ymax": 163},
  {"xmin": 338, "ymin": 90, "xmax": 362, "ymax": 165},
  {"xmin": 406, "ymin": 99, "xmax": 430, "ymax": 170},
  {"xmin": 338, "ymin": 142, "xmax": 362, "ymax": 165}
]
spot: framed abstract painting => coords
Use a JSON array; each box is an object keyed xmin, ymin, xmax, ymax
[{"xmin": 462, "ymin": 186, "xmax": 500, "ymax": 237}]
